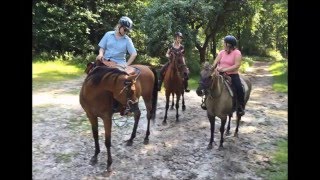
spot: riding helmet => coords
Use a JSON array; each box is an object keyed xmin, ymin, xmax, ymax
[
  {"xmin": 119, "ymin": 16, "xmax": 133, "ymax": 30},
  {"xmin": 224, "ymin": 35, "xmax": 237, "ymax": 47},
  {"xmin": 175, "ymin": 32, "xmax": 183, "ymax": 38}
]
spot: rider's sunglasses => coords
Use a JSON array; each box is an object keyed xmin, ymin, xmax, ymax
[{"xmin": 123, "ymin": 26, "xmax": 129, "ymax": 32}]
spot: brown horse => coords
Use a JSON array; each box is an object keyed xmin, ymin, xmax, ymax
[
  {"xmin": 196, "ymin": 62, "xmax": 252, "ymax": 149},
  {"xmin": 79, "ymin": 62, "xmax": 158, "ymax": 172},
  {"xmin": 163, "ymin": 51, "xmax": 186, "ymax": 124}
]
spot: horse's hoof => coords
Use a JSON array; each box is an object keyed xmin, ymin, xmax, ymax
[
  {"xmin": 170, "ymin": 107, "xmax": 174, "ymax": 110},
  {"xmin": 234, "ymin": 133, "xmax": 238, "ymax": 138},
  {"xmin": 218, "ymin": 145, "xmax": 224, "ymax": 150},
  {"xmin": 143, "ymin": 139, "xmax": 149, "ymax": 145},
  {"xmin": 182, "ymin": 106, "xmax": 186, "ymax": 111},
  {"xmin": 201, "ymin": 105, "xmax": 207, "ymax": 110},
  {"xmin": 126, "ymin": 140, "xmax": 133, "ymax": 146},
  {"xmin": 102, "ymin": 168, "xmax": 113, "ymax": 177},
  {"xmin": 207, "ymin": 144, "xmax": 213, "ymax": 149},
  {"xmin": 89, "ymin": 157, "xmax": 97, "ymax": 165},
  {"xmin": 226, "ymin": 131, "xmax": 231, "ymax": 136},
  {"xmin": 162, "ymin": 121, "xmax": 167, "ymax": 125}
]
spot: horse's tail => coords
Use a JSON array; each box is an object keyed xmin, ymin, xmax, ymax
[{"xmin": 151, "ymin": 68, "xmax": 158, "ymax": 121}]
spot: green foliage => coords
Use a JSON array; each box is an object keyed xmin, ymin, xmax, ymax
[
  {"xmin": 266, "ymin": 49, "xmax": 285, "ymax": 61},
  {"xmin": 33, "ymin": 0, "xmax": 287, "ymax": 71},
  {"xmin": 134, "ymin": 54, "xmax": 161, "ymax": 67},
  {"xmin": 142, "ymin": 0, "xmax": 215, "ymax": 58},
  {"xmin": 240, "ymin": 56, "xmax": 255, "ymax": 73},
  {"xmin": 259, "ymin": 139, "xmax": 288, "ymax": 180},
  {"xmin": 188, "ymin": 74, "xmax": 200, "ymax": 90},
  {"xmin": 186, "ymin": 50, "xmax": 201, "ymax": 76},
  {"xmin": 33, "ymin": 1, "xmax": 97, "ymax": 55},
  {"xmin": 33, "ymin": 0, "xmax": 149, "ymax": 57},
  {"xmin": 240, "ymin": 0, "xmax": 287, "ymax": 57},
  {"xmin": 269, "ymin": 60, "xmax": 287, "ymax": 93}
]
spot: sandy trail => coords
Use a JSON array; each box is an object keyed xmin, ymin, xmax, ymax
[{"xmin": 32, "ymin": 61, "xmax": 287, "ymax": 179}]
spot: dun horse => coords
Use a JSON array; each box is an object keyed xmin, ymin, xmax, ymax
[
  {"xmin": 80, "ymin": 62, "xmax": 158, "ymax": 171},
  {"xmin": 163, "ymin": 51, "xmax": 186, "ymax": 124},
  {"xmin": 196, "ymin": 62, "xmax": 251, "ymax": 149}
]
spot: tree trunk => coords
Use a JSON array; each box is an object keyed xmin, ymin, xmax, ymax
[
  {"xmin": 237, "ymin": 29, "xmax": 241, "ymax": 51},
  {"xmin": 199, "ymin": 48, "xmax": 206, "ymax": 64}
]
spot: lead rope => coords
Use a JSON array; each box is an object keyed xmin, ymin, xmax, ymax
[{"xmin": 112, "ymin": 67, "xmax": 142, "ymax": 134}]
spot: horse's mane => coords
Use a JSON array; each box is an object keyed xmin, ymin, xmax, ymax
[{"xmin": 85, "ymin": 66, "xmax": 128, "ymax": 86}]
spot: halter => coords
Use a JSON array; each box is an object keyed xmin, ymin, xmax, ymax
[{"xmin": 116, "ymin": 67, "xmax": 141, "ymax": 115}]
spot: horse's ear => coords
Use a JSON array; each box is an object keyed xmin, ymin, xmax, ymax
[{"xmin": 85, "ymin": 62, "xmax": 94, "ymax": 74}]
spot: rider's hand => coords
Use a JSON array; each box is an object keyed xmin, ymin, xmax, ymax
[
  {"xmin": 217, "ymin": 67, "xmax": 225, "ymax": 72},
  {"xmin": 96, "ymin": 55, "xmax": 104, "ymax": 61}
]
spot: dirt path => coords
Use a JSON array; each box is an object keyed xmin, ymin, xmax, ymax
[{"xmin": 32, "ymin": 61, "xmax": 287, "ymax": 180}]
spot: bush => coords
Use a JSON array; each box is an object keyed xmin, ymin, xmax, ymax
[
  {"xmin": 266, "ymin": 48, "xmax": 284, "ymax": 61},
  {"xmin": 135, "ymin": 54, "xmax": 161, "ymax": 68}
]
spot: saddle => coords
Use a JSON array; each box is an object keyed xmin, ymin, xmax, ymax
[
  {"xmin": 220, "ymin": 73, "xmax": 234, "ymax": 97},
  {"xmin": 220, "ymin": 73, "xmax": 248, "ymax": 112},
  {"xmin": 87, "ymin": 60, "xmax": 138, "ymax": 76}
]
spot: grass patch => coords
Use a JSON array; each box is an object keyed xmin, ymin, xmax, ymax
[
  {"xmin": 269, "ymin": 60, "xmax": 288, "ymax": 93},
  {"xmin": 259, "ymin": 139, "xmax": 288, "ymax": 180},
  {"xmin": 189, "ymin": 74, "xmax": 200, "ymax": 90},
  {"xmin": 33, "ymin": 60, "xmax": 84, "ymax": 88}
]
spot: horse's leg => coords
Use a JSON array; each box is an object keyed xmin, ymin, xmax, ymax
[
  {"xmin": 182, "ymin": 91, "xmax": 186, "ymax": 111},
  {"xmin": 127, "ymin": 103, "xmax": 141, "ymax": 146},
  {"xmin": 234, "ymin": 114, "xmax": 241, "ymax": 137},
  {"xmin": 102, "ymin": 116, "xmax": 113, "ymax": 172},
  {"xmin": 175, "ymin": 94, "xmax": 180, "ymax": 122},
  {"xmin": 143, "ymin": 100, "xmax": 153, "ymax": 145},
  {"xmin": 170, "ymin": 93, "xmax": 175, "ymax": 110},
  {"xmin": 219, "ymin": 117, "xmax": 227, "ymax": 150},
  {"xmin": 163, "ymin": 92, "xmax": 170, "ymax": 125},
  {"xmin": 226, "ymin": 114, "xmax": 232, "ymax": 136},
  {"xmin": 207, "ymin": 114, "xmax": 216, "ymax": 149},
  {"xmin": 88, "ymin": 116, "xmax": 100, "ymax": 165}
]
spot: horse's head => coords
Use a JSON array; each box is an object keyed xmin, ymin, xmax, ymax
[
  {"xmin": 196, "ymin": 62, "xmax": 213, "ymax": 96},
  {"xmin": 114, "ymin": 73, "xmax": 141, "ymax": 114},
  {"xmin": 168, "ymin": 52, "xmax": 179, "ymax": 71},
  {"xmin": 169, "ymin": 51, "xmax": 185, "ymax": 76},
  {"xmin": 169, "ymin": 51, "xmax": 176, "ymax": 62}
]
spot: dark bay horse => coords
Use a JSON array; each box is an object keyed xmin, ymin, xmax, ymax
[
  {"xmin": 80, "ymin": 62, "xmax": 158, "ymax": 171},
  {"xmin": 163, "ymin": 51, "xmax": 186, "ymax": 124},
  {"xmin": 196, "ymin": 62, "xmax": 252, "ymax": 149}
]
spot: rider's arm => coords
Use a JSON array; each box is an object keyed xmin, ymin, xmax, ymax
[
  {"xmin": 165, "ymin": 48, "xmax": 171, "ymax": 58},
  {"xmin": 212, "ymin": 53, "xmax": 222, "ymax": 68},
  {"xmin": 96, "ymin": 48, "xmax": 105, "ymax": 61},
  {"xmin": 127, "ymin": 52, "xmax": 137, "ymax": 66}
]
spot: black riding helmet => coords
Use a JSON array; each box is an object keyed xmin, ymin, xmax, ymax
[
  {"xmin": 224, "ymin": 35, "xmax": 237, "ymax": 47},
  {"xmin": 119, "ymin": 16, "xmax": 133, "ymax": 31},
  {"xmin": 175, "ymin": 32, "xmax": 183, "ymax": 38}
]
